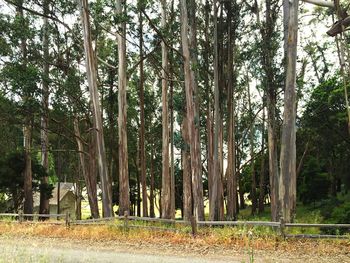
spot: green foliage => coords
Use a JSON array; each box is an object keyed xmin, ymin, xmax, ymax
[
  {"xmin": 0, "ymin": 151, "xmax": 52, "ymax": 212},
  {"xmin": 319, "ymin": 197, "xmax": 350, "ymax": 234},
  {"xmin": 298, "ymin": 157, "xmax": 331, "ymax": 205}
]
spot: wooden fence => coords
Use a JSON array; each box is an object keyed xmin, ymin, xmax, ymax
[
  {"xmin": 0, "ymin": 212, "xmax": 70, "ymax": 226},
  {"xmin": 0, "ymin": 212, "xmax": 349, "ymax": 239}
]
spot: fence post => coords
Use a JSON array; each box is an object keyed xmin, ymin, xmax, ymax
[
  {"xmin": 280, "ymin": 217, "xmax": 285, "ymax": 240},
  {"xmin": 190, "ymin": 216, "xmax": 197, "ymax": 237},
  {"xmin": 123, "ymin": 211, "xmax": 129, "ymax": 232},
  {"xmin": 65, "ymin": 212, "xmax": 70, "ymax": 227},
  {"xmin": 19, "ymin": 211, "xmax": 23, "ymax": 223}
]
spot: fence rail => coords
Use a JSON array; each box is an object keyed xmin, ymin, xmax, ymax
[
  {"xmin": 0, "ymin": 212, "xmax": 69, "ymax": 226},
  {"xmin": 0, "ymin": 212, "xmax": 349, "ymax": 239}
]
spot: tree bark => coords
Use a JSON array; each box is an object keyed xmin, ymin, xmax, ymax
[
  {"xmin": 247, "ymin": 80, "xmax": 257, "ymax": 215},
  {"xmin": 116, "ymin": 0, "xmax": 130, "ymax": 216},
  {"xmin": 210, "ymin": 0, "xmax": 224, "ymax": 221},
  {"xmin": 17, "ymin": 0, "xmax": 33, "ymax": 216},
  {"xmin": 79, "ymin": 0, "xmax": 112, "ymax": 217},
  {"xmin": 226, "ymin": 0, "xmax": 238, "ymax": 221},
  {"xmin": 180, "ymin": 0, "xmax": 204, "ymax": 221},
  {"xmin": 73, "ymin": 117, "xmax": 99, "ymax": 218},
  {"xmin": 279, "ymin": 0, "xmax": 299, "ymax": 222},
  {"xmin": 182, "ymin": 116, "xmax": 192, "ymax": 221},
  {"xmin": 169, "ymin": 0, "xmax": 176, "ymax": 220},
  {"xmin": 150, "ymin": 145, "xmax": 155, "ymax": 218},
  {"xmin": 160, "ymin": 0, "xmax": 171, "ymax": 219},
  {"xmin": 261, "ymin": 0, "xmax": 280, "ymax": 222},
  {"xmin": 39, "ymin": 0, "xmax": 50, "ymax": 218},
  {"xmin": 258, "ymin": 104, "xmax": 266, "ymax": 213},
  {"xmin": 138, "ymin": 6, "xmax": 148, "ymax": 217}
]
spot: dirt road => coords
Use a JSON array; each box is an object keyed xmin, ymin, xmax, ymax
[
  {"xmin": 0, "ymin": 235, "xmax": 348, "ymax": 263},
  {"xmin": 0, "ymin": 236, "xmax": 242, "ymax": 263}
]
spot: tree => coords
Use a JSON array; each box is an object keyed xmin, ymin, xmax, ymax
[
  {"xmin": 138, "ymin": 1, "xmax": 148, "ymax": 218},
  {"xmin": 117, "ymin": 0, "xmax": 130, "ymax": 216},
  {"xmin": 160, "ymin": 0, "xmax": 171, "ymax": 219},
  {"xmin": 180, "ymin": 0, "xmax": 204, "ymax": 221},
  {"xmin": 279, "ymin": 0, "xmax": 299, "ymax": 222},
  {"xmin": 39, "ymin": 0, "xmax": 50, "ymax": 217},
  {"xmin": 79, "ymin": 0, "xmax": 112, "ymax": 217}
]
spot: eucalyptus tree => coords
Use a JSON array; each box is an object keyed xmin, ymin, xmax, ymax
[
  {"xmin": 210, "ymin": 0, "xmax": 223, "ymax": 221},
  {"xmin": 160, "ymin": 0, "xmax": 171, "ymax": 220},
  {"xmin": 180, "ymin": 0, "xmax": 205, "ymax": 221},
  {"xmin": 116, "ymin": 0, "xmax": 130, "ymax": 216},
  {"xmin": 279, "ymin": 0, "xmax": 299, "ymax": 222},
  {"xmin": 39, "ymin": 0, "xmax": 50, "ymax": 216},
  {"xmin": 79, "ymin": 0, "xmax": 113, "ymax": 217}
]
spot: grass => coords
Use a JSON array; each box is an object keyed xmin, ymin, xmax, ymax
[{"xmin": 0, "ymin": 221, "xmax": 348, "ymax": 258}]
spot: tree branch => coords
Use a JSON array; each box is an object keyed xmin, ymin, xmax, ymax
[
  {"xmin": 302, "ymin": 0, "xmax": 334, "ymax": 8},
  {"xmin": 141, "ymin": 9, "xmax": 183, "ymax": 58}
]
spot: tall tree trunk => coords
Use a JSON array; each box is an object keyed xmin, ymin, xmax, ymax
[
  {"xmin": 160, "ymin": 0, "xmax": 171, "ymax": 219},
  {"xmin": 75, "ymin": 169, "xmax": 82, "ymax": 220},
  {"xmin": 136, "ymin": 151, "xmax": 141, "ymax": 217},
  {"xmin": 39, "ymin": 0, "xmax": 50, "ymax": 218},
  {"xmin": 138, "ymin": 3, "xmax": 148, "ymax": 218},
  {"xmin": 188, "ymin": 0, "xmax": 204, "ymax": 221},
  {"xmin": 262, "ymin": 0, "xmax": 279, "ymax": 222},
  {"xmin": 73, "ymin": 117, "xmax": 99, "ymax": 218},
  {"xmin": 116, "ymin": 0, "xmax": 130, "ymax": 216},
  {"xmin": 210, "ymin": 0, "xmax": 223, "ymax": 221},
  {"xmin": 226, "ymin": 0, "xmax": 237, "ymax": 220},
  {"xmin": 150, "ymin": 145, "xmax": 155, "ymax": 218},
  {"xmin": 180, "ymin": 0, "xmax": 204, "ymax": 221},
  {"xmin": 247, "ymin": 81, "xmax": 257, "ymax": 215},
  {"xmin": 279, "ymin": 0, "xmax": 299, "ymax": 222},
  {"xmin": 182, "ymin": 116, "xmax": 192, "ymax": 221},
  {"xmin": 17, "ymin": 0, "xmax": 33, "ymax": 216},
  {"xmin": 258, "ymin": 104, "xmax": 266, "ymax": 213},
  {"xmin": 80, "ymin": 0, "xmax": 112, "ymax": 217},
  {"xmin": 203, "ymin": 0, "xmax": 215, "ymax": 220},
  {"xmin": 169, "ymin": 0, "xmax": 176, "ymax": 220}
]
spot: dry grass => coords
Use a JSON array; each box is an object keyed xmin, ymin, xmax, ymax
[{"xmin": 0, "ymin": 221, "xmax": 349, "ymax": 259}]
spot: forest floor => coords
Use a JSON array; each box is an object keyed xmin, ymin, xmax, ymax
[{"xmin": 0, "ymin": 223, "xmax": 349, "ymax": 262}]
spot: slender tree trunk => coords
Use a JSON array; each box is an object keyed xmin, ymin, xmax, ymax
[
  {"xmin": 210, "ymin": 0, "xmax": 223, "ymax": 221},
  {"xmin": 247, "ymin": 81, "xmax": 257, "ymax": 215},
  {"xmin": 226, "ymin": 0, "xmax": 237, "ymax": 220},
  {"xmin": 136, "ymin": 151, "xmax": 141, "ymax": 217},
  {"xmin": 116, "ymin": 0, "xmax": 130, "ymax": 216},
  {"xmin": 188, "ymin": 0, "xmax": 204, "ymax": 221},
  {"xmin": 279, "ymin": 0, "xmax": 299, "ymax": 222},
  {"xmin": 73, "ymin": 117, "xmax": 99, "ymax": 218},
  {"xmin": 80, "ymin": 0, "xmax": 112, "ymax": 217},
  {"xmin": 180, "ymin": 0, "xmax": 204, "ymax": 221},
  {"xmin": 17, "ymin": 0, "xmax": 33, "ymax": 216},
  {"xmin": 160, "ymin": 0, "xmax": 171, "ymax": 219},
  {"xmin": 138, "ymin": 4, "xmax": 148, "ymax": 218},
  {"xmin": 169, "ymin": 0, "xmax": 176, "ymax": 220},
  {"xmin": 75, "ymin": 168, "xmax": 82, "ymax": 220},
  {"xmin": 39, "ymin": 0, "xmax": 50, "ymax": 218},
  {"xmin": 262, "ymin": 0, "xmax": 279, "ymax": 222},
  {"xmin": 258, "ymin": 105, "xmax": 266, "ymax": 213},
  {"xmin": 207, "ymin": 103, "xmax": 214, "ymax": 217},
  {"xmin": 150, "ymin": 145, "xmax": 155, "ymax": 218},
  {"xmin": 182, "ymin": 116, "xmax": 192, "ymax": 221},
  {"xmin": 204, "ymin": 0, "xmax": 214, "ymax": 219},
  {"xmin": 296, "ymin": 141, "xmax": 309, "ymax": 178}
]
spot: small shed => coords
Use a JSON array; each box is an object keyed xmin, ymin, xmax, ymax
[{"xmin": 34, "ymin": 182, "xmax": 77, "ymax": 219}]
